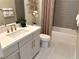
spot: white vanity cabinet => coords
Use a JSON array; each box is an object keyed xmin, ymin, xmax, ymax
[
  {"xmin": 1, "ymin": 26, "xmax": 41, "ymax": 59},
  {"xmin": 19, "ymin": 29, "xmax": 40, "ymax": 59}
]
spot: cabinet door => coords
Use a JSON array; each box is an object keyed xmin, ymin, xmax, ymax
[
  {"xmin": 20, "ymin": 40, "xmax": 33, "ymax": 59},
  {"xmin": 33, "ymin": 36, "xmax": 40, "ymax": 56},
  {"xmin": 5, "ymin": 51, "xmax": 19, "ymax": 59}
]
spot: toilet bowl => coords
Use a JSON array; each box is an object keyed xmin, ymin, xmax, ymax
[{"xmin": 40, "ymin": 34, "xmax": 50, "ymax": 48}]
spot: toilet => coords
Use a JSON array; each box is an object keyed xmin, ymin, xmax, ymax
[{"xmin": 40, "ymin": 34, "xmax": 50, "ymax": 48}]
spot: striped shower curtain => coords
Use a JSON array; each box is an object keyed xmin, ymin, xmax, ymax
[{"xmin": 41, "ymin": 0, "xmax": 55, "ymax": 36}]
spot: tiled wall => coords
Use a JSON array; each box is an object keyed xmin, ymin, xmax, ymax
[{"xmin": 54, "ymin": 0, "xmax": 79, "ymax": 29}]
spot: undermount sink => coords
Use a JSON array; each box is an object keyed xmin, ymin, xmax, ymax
[{"xmin": 6, "ymin": 29, "xmax": 29, "ymax": 38}]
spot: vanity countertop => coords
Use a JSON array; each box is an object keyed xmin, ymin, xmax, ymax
[{"xmin": 0, "ymin": 25, "xmax": 41, "ymax": 50}]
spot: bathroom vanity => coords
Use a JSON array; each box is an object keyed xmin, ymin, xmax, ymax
[{"xmin": 0, "ymin": 25, "xmax": 41, "ymax": 59}]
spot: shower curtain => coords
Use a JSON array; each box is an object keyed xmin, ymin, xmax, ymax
[{"xmin": 41, "ymin": 0, "xmax": 55, "ymax": 36}]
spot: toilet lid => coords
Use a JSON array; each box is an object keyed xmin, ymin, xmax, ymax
[{"xmin": 40, "ymin": 34, "xmax": 50, "ymax": 41}]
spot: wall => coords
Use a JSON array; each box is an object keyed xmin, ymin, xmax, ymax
[
  {"xmin": 15, "ymin": 0, "xmax": 25, "ymax": 18},
  {"xmin": 0, "ymin": 0, "xmax": 16, "ymax": 25},
  {"xmin": 53, "ymin": 0, "xmax": 79, "ymax": 29},
  {"xmin": 24, "ymin": 0, "xmax": 42, "ymax": 25}
]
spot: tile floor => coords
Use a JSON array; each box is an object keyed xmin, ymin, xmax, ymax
[{"xmin": 35, "ymin": 27, "xmax": 77, "ymax": 59}]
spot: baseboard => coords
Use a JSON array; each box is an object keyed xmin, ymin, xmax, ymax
[{"xmin": 52, "ymin": 26, "xmax": 77, "ymax": 35}]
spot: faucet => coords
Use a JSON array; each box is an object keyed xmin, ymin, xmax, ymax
[
  {"xmin": 14, "ymin": 24, "xmax": 17, "ymax": 30},
  {"xmin": 10, "ymin": 24, "xmax": 17, "ymax": 32},
  {"xmin": 6, "ymin": 24, "xmax": 17, "ymax": 33}
]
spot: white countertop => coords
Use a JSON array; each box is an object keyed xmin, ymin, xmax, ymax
[{"xmin": 0, "ymin": 25, "xmax": 41, "ymax": 50}]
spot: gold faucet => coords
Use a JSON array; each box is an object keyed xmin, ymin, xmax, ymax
[
  {"xmin": 7, "ymin": 28, "xmax": 10, "ymax": 33},
  {"xmin": 10, "ymin": 25, "xmax": 13, "ymax": 32},
  {"xmin": 14, "ymin": 24, "xmax": 17, "ymax": 30},
  {"xmin": 10, "ymin": 24, "xmax": 17, "ymax": 32},
  {"xmin": 6, "ymin": 24, "xmax": 17, "ymax": 33}
]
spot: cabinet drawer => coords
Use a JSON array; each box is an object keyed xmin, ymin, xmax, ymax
[
  {"xmin": 3, "ymin": 43, "xmax": 18, "ymax": 57},
  {"xmin": 19, "ymin": 34, "xmax": 32, "ymax": 48}
]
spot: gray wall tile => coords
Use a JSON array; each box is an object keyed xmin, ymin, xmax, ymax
[{"xmin": 54, "ymin": 0, "xmax": 79, "ymax": 29}]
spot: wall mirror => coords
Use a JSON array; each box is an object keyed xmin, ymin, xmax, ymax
[{"xmin": 0, "ymin": 0, "xmax": 25, "ymax": 26}]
